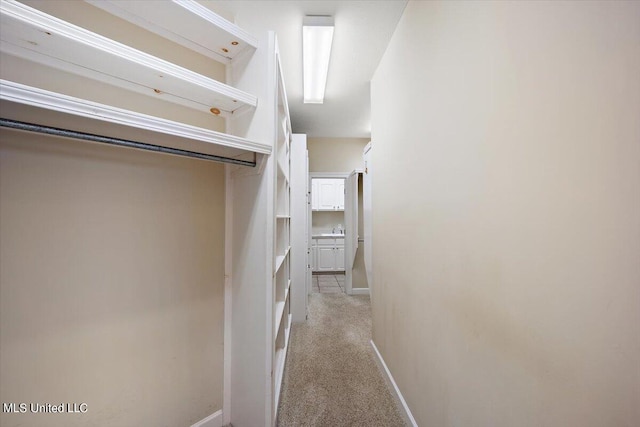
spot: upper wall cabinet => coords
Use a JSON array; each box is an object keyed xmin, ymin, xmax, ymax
[{"xmin": 312, "ymin": 178, "xmax": 345, "ymax": 211}]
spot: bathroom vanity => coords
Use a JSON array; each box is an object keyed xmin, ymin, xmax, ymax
[{"xmin": 311, "ymin": 233, "xmax": 345, "ymax": 272}]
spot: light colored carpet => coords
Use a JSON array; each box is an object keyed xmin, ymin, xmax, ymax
[{"xmin": 276, "ymin": 293, "xmax": 406, "ymax": 427}]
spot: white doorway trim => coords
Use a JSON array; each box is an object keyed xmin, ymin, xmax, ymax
[
  {"xmin": 345, "ymin": 169, "xmax": 364, "ymax": 295},
  {"xmin": 309, "ymin": 172, "xmax": 350, "ymax": 281},
  {"xmin": 363, "ymin": 142, "xmax": 373, "ymax": 298}
]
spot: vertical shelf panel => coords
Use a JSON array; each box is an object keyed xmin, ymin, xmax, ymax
[{"xmin": 272, "ymin": 42, "xmax": 292, "ymax": 423}]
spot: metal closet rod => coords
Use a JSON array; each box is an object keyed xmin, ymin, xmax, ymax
[{"xmin": 0, "ymin": 118, "xmax": 256, "ymax": 167}]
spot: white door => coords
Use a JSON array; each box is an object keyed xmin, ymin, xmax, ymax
[{"xmin": 363, "ymin": 143, "xmax": 373, "ymax": 292}]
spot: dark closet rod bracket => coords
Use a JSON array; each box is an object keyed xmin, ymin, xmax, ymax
[{"xmin": 0, "ymin": 118, "xmax": 257, "ymax": 167}]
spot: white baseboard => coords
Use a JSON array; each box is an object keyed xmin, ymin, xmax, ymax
[
  {"xmin": 190, "ymin": 410, "xmax": 223, "ymax": 427},
  {"xmin": 351, "ymin": 288, "xmax": 370, "ymax": 295},
  {"xmin": 370, "ymin": 340, "xmax": 418, "ymax": 427}
]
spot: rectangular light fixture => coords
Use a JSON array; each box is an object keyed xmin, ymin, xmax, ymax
[{"xmin": 303, "ymin": 16, "xmax": 334, "ymax": 104}]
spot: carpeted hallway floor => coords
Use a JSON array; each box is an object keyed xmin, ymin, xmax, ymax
[{"xmin": 277, "ymin": 292, "xmax": 406, "ymax": 427}]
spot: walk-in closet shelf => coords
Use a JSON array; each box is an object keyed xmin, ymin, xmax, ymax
[
  {"xmin": 1, "ymin": 0, "xmax": 256, "ymax": 118},
  {"xmin": 0, "ymin": 0, "xmax": 269, "ymax": 163},
  {"xmin": 86, "ymin": 0, "xmax": 258, "ymax": 64},
  {"xmin": 0, "ymin": 80, "xmax": 271, "ymax": 161}
]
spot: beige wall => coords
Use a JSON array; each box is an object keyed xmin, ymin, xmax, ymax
[
  {"xmin": 307, "ymin": 138, "xmax": 369, "ymax": 173},
  {"xmin": 312, "ymin": 211, "xmax": 345, "ymax": 234},
  {"xmin": 0, "ymin": 131, "xmax": 225, "ymax": 427},
  {"xmin": 371, "ymin": 1, "xmax": 640, "ymax": 426}
]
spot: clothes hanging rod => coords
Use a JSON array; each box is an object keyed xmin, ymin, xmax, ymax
[{"xmin": 0, "ymin": 118, "xmax": 257, "ymax": 167}]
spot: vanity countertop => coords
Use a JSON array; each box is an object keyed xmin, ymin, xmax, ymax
[{"xmin": 312, "ymin": 233, "xmax": 345, "ymax": 239}]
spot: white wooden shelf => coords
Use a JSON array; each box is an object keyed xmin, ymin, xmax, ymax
[
  {"xmin": 273, "ymin": 313, "xmax": 292, "ymax": 413},
  {"xmin": 0, "ymin": 80, "xmax": 271, "ymax": 159},
  {"xmin": 0, "ymin": 0, "xmax": 257, "ymax": 118},
  {"xmin": 86, "ymin": 0, "xmax": 258, "ymax": 64},
  {"xmin": 275, "ymin": 246, "xmax": 291, "ymax": 273},
  {"xmin": 274, "ymin": 286, "xmax": 290, "ymax": 335}
]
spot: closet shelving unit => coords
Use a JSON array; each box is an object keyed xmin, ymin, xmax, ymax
[
  {"xmin": 0, "ymin": 0, "xmax": 270, "ymax": 162},
  {"xmin": 1, "ymin": 1, "xmax": 294, "ymax": 426},
  {"xmin": 224, "ymin": 26, "xmax": 295, "ymax": 425},
  {"xmin": 273, "ymin": 53, "xmax": 292, "ymax": 414}
]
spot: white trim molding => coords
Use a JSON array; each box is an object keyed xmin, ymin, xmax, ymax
[
  {"xmin": 190, "ymin": 410, "xmax": 223, "ymax": 427},
  {"xmin": 350, "ymin": 288, "xmax": 370, "ymax": 296},
  {"xmin": 370, "ymin": 340, "xmax": 418, "ymax": 427}
]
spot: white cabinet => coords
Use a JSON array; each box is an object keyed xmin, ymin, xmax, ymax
[
  {"xmin": 311, "ymin": 178, "xmax": 345, "ymax": 211},
  {"xmin": 318, "ymin": 180, "xmax": 337, "ymax": 210},
  {"xmin": 312, "ymin": 237, "xmax": 345, "ymax": 272},
  {"xmin": 317, "ymin": 245, "xmax": 335, "ymax": 271}
]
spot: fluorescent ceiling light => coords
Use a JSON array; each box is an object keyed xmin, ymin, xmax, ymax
[{"xmin": 303, "ymin": 16, "xmax": 334, "ymax": 104}]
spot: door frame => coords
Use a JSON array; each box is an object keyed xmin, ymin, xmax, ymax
[
  {"xmin": 309, "ymin": 172, "xmax": 350, "ymax": 278},
  {"xmin": 344, "ymin": 169, "xmax": 364, "ymax": 295},
  {"xmin": 362, "ymin": 142, "xmax": 373, "ymax": 298}
]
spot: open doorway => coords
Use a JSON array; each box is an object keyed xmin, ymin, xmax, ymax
[{"xmin": 309, "ymin": 173, "xmax": 349, "ymax": 293}]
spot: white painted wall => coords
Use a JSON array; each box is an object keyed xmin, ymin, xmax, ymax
[{"xmin": 371, "ymin": 1, "xmax": 640, "ymax": 426}]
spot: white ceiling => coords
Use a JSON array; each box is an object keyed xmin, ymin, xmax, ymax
[{"xmin": 213, "ymin": 1, "xmax": 408, "ymax": 138}]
